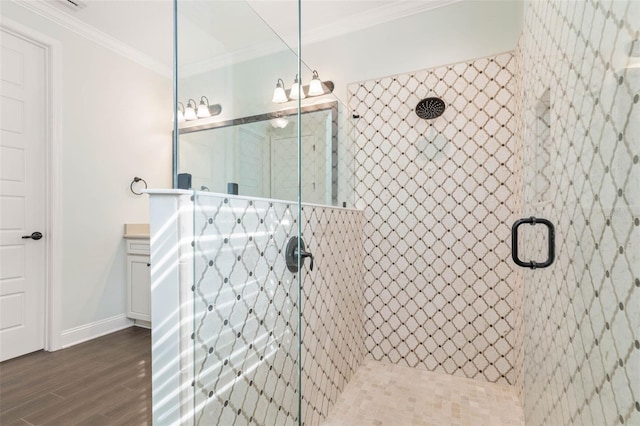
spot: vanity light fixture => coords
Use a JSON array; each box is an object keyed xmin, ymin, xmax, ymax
[
  {"xmin": 271, "ymin": 72, "xmax": 335, "ymax": 103},
  {"xmin": 308, "ymin": 70, "xmax": 324, "ymax": 96},
  {"xmin": 272, "ymin": 79, "xmax": 289, "ymax": 103},
  {"xmin": 197, "ymin": 96, "xmax": 211, "ymax": 118},
  {"xmin": 289, "ymin": 74, "xmax": 306, "ymax": 100},
  {"xmin": 177, "ymin": 102, "xmax": 186, "ymax": 122},
  {"xmin": 179, "ymin": 97, "xmax": 222, "ymax": 122},
  {"xmin": 184, "ymin": 99, "xmax": 198, "ymax": 121}
]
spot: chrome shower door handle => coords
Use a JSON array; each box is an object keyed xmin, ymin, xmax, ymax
[
  {"xmin": 285, "ymin": 236, "xmax": 314, "ymax": 273},
  {"xmin": 511, "ymin": 217, "xmax": 555, "ymax": 269}
]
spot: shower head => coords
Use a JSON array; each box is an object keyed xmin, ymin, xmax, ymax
[{"xmin": 415, "ymin": 97, "xmax": 446, "ymax": 119}]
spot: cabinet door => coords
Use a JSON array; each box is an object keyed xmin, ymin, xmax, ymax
[{"xmin": 127, "ymin": 255, "xmax": 151, "ymax": 322}]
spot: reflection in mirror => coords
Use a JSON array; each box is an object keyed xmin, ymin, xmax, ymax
[
  {"xmin": 175, "ymin": 0, "xmax": 356, "ymax": 209},
  {"xmin": 177, "ymin": 101, "xmax": 337, "ymax": 205}
]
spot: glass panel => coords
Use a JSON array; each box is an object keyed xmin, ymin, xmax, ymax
[
  {"xmin": 175, "ymin": 1, "xmax": 302, "ymax": 424},
  {"xmin": 167, "ymin": 1, "xmax": 639, "ymax": 426},
  {"xmin": 175, "ymin": 1, "xmax": 300, "ymax": 198},
  {"xmin": 519, "ymin": 1, "xmax": 640, "ymax": 424},
  {"xmin": 191, "ymin": 193, "xmax": 299, "ymax": 425},
  {"xmin": 292, "ymin": 67, "xmax": 356, "ymax": 207}
]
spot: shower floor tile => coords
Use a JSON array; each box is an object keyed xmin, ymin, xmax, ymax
[{"xmin": 321, "ymin": 359, "xmax": 524, "ymax": 426}]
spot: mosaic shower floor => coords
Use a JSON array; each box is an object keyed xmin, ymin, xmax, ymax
[{"xmin": 321, "ymin": 359, "xmax": 524, "ymax": 426}]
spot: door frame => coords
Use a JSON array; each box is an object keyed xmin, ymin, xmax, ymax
[{"xmin": 1, "ymin": 18, "xmax": 63, "ymax": 351}]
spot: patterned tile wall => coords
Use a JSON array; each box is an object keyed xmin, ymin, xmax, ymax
[
  {"xmin": 191, "ymin": 192, "xmax": 364, "ymax": 425},
  {"xmin": 192, "ymin": 194, "xmax": 299, "ymax": 426},
  {"xmin": 300, "ymin": 204, "xmax": 365, "ymax": 425},
  {"xmin": 348, "ymin": 52, "xmax": 520, "ymax": 385},
  {"xmin": 516, "ymin": 1, "xmax": 640, "ymax": 425}
]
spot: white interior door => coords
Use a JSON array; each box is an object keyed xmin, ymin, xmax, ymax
[{"xmin": 0, "ymin": 29, "xmax": 47, "ymax": 361}]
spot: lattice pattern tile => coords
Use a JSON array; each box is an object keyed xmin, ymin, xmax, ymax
[
  {"xmin": 193, "ymin": 195, "xmax": 299, "ymax": 425},
  {"xmin": 300, "ymin": 205, "xmax": 365, "ymax": 425},
  {"xmin": 517, "ymin": 1, "xmax": 640, "ymax": 425},
  {"xmin": 348, "ymin": 52, "xmax": 519, "ymax": 385},
  {"xmin": 191, "ymin": 193, "xmax": 364, "ymax": 425}
]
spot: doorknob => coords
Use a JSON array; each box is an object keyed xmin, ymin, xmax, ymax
[{"xmin": 22, "ymin": 232, "xmax": 43, "ymax": 240}]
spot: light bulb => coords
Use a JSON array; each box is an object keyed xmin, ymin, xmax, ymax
[
  {"xmin": 289, "ymin": 74, "xmax": 305, "ymax": 100},
  {"xmin": 270, "ymin": 117, "xmax": 289, "ymax": 128},
  {"xmin": 184, "ymin": 99, "xmax": 197, "ymax": 121},
  {"xmin": 197, "ymin": 96, "xmax": 211, "ymax": 118},
  {"xmin": 272, "ymin": 79, "xmax": 288, "ymax": 103},
  {"xmin": 308, "ymin": 70, "xmax": 324, "ymax": 96}
]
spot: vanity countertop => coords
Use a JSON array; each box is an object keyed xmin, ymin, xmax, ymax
[{"xmin": 124, "ymin": 223, "xmax": 150, "ymax": 239}]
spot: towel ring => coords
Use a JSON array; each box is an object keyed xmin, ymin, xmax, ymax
[{"xmin": 130, "ymin": 177, "xmax": 148, "ymax": 195}]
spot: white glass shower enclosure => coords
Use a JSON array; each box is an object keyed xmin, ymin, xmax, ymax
[{"xmin": 147, "ymin": 1, "xmax": 640, "ymax": 425}]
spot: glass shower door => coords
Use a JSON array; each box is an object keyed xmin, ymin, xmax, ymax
[
  {"xmin": 174, "ymin": 0, "xmax": 304, "ymax": 424},
  {"xmin": 517, "ymin": 2, "xmax": 639, "ymax": 424}
]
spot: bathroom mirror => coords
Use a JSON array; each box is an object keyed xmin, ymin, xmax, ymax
[{"xmin": 176, "ymin": 101, "xmax": 338, "ymax": 205}]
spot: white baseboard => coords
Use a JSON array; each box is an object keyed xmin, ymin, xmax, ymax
[
  {"xmin": 60, "ymin": 314, "xmax": 134, "ymax": 348},
  {"xmin": 133, "ymin": 319, "xmax": 151, "ymax": 329}
]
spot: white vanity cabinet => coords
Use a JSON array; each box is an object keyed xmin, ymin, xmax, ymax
[{"xmin": 124, "ymin": 225, "xmax": 151, "ymax": 327}]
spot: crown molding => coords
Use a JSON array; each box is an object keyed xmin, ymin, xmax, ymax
[{"xmin": 9, "ymin": 0, "xmax": 172, "ymax": 78}]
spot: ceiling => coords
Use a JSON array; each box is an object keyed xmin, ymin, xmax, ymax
[{"xmin": 28, "ymin": 0, "xmax": 461, "ymax": 75}]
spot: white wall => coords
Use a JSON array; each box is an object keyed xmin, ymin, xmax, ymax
[
  {"xmin": 303, "ymin": 0, "xmax": 524, "ymax": 103},
  {"xmin": 1, "ymin": 2, "xmax": 172, "ymax": 336}
]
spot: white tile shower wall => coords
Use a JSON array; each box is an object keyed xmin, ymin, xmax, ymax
[
  {"xmin": 191, "ymin": 192, "xmax": 364, "ymax": 425},
  {"xmin": 193, "ymin": 195, "xmax": 299, "ymax": 425},
  {"xmin": 517, "ymin": 1, "xmax": 640, "ymax": 425},
  {"xmin": 348, "ymin": 52, "xmax": 519, "ymax": 385},
  {"xmin": 300, "ymin": 205, "xmax": 365, "ymax": 425}
]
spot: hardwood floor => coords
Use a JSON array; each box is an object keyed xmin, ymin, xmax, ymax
[{"xmin": 0, "ymin": 327, "xmax": 151, "ymax": 425}]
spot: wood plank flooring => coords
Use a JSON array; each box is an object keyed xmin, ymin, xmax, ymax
[{"xmin": 0, "ymin": 327, "xmax": 151, "ymax": 425}]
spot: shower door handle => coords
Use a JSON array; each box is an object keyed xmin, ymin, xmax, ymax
[{"xmin": 511, "ymin": 217, "xmax": 555, "ymax": 269}]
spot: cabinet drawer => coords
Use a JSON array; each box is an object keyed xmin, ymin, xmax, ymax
[{"xmin": 127, "ymin": 239, "xmax": 150, "ymax": 255}]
